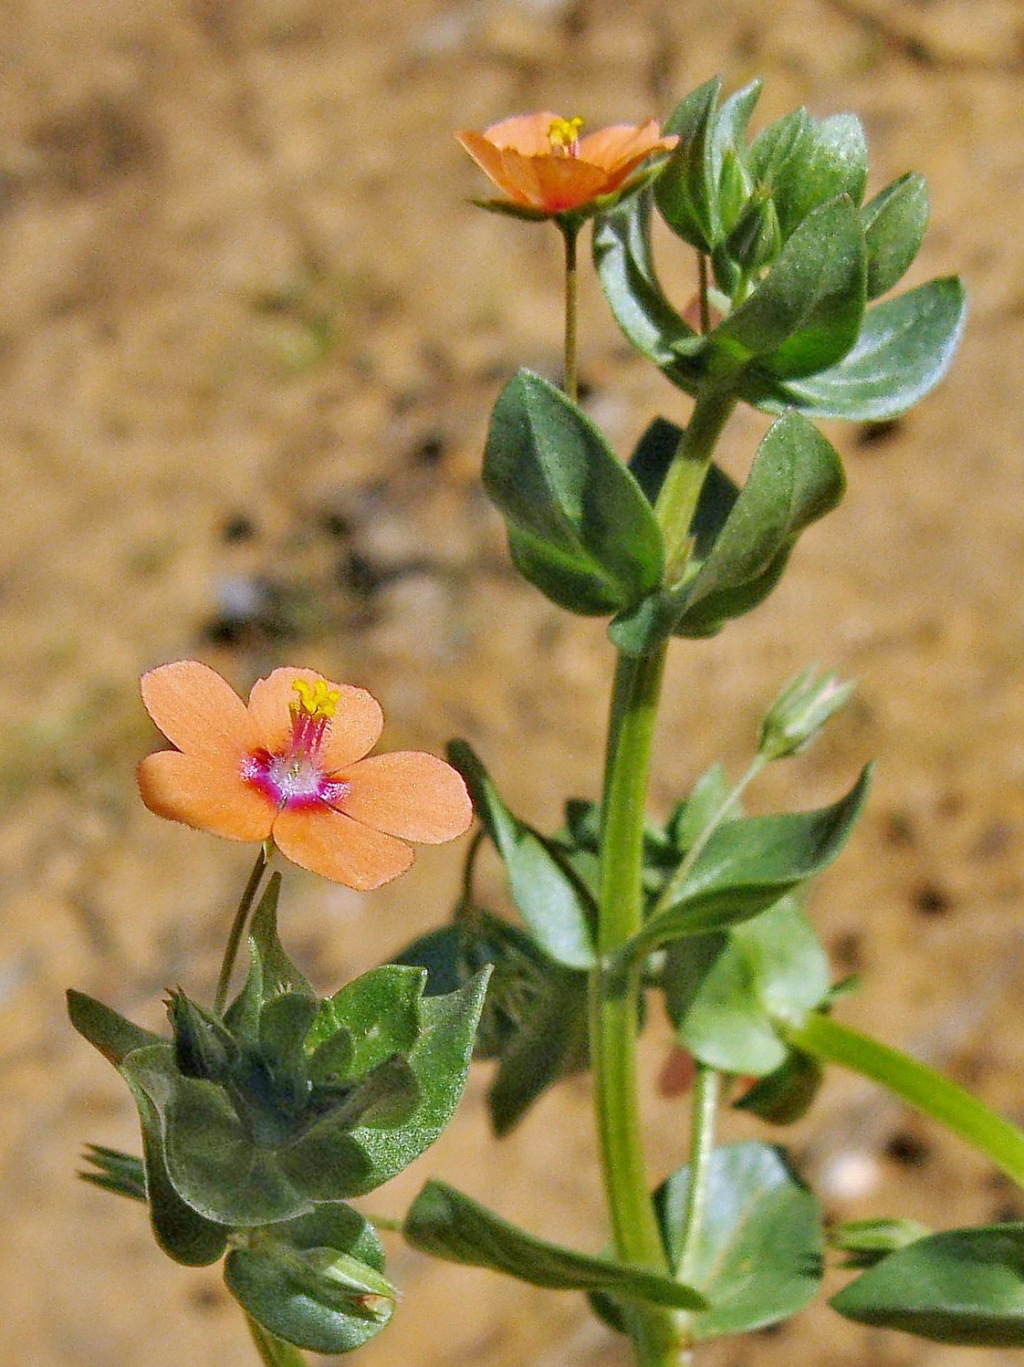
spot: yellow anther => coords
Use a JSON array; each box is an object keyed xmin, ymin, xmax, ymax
[
  {"xmin": 547, "ymin": 116, "xmax": 584, "ymax": 155},
  {"xmin": 291, "ymin": 677, "xmax": 340, "ymax": 719}
]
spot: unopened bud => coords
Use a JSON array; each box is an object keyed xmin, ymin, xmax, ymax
[
  {"xmin": 758, "ymin": 666, "xmax": 854, "ymax": 761},
  {"xmin": 725, "ymin": 185, "xmax": 781, "ymax": 274}
]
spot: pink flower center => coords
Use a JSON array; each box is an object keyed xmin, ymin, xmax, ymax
[{"xmin": 241, "ymin": 678, "xmax": 350, "ymax": 812}]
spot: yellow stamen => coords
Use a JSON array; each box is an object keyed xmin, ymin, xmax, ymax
[
  {"xmin": 291, "ymin": 677, "xmax": 340, "ymax": 719},
  {"xmin": 547, "ymin": 116, "xmax": 583, "ymax": 156}
]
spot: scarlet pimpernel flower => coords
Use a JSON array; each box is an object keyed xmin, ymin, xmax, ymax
[
  {"xmin": 455, "ymin": 111, "xmax": 678, "ymax": 219},
  {"xmin": 138, "ymin": 660, "xmax": 472, "ymax": 890}
]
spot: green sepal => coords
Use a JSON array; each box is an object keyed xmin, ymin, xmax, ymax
[
  {"xmin": 626, "ymin": 766, "xmax": 871, "ymax": 957},
  {"xmin": 711, "ymin": 195, "xmax": 867, "ymax": 380},
  {"xmin": 226, "ymin": 1205, "xmax": 394, "ymax": 1354},
  {"xmin": 67, "ymin": 988, "xmax": 164, "ymax": 1066},
  {"xmin": 448, "ymin": 740, "xmax": 597, "ymax": 969},
  {"xmin": 862, "ymin": 172, "xmax": 929, "ymax": 299},
  {"xmin": 483, "ymin": 368, "xmax": 664, "ymax": 616},
  {"xmin": 664, "ymin": 896, "xmax": 831, "ymax": 1075},
  {"xmin": 404, "ymin": 1180, "xmax": 707, "ymax": 1311},
  {"xmin": 751, "ymin": 110, "xmax": 868, "ymax": 240},
  {"xmin": 752, "ymin": 276, "xmax": 967, "ymax": 420},
  {"xmin": 831, "ymin": 1224, "xmax": 1024, "ymax": 1346}
]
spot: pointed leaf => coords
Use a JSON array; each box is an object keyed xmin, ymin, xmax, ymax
[
  {"xmin": 671, "ymin": 410, "xmax": 845, "ymax": 639},
  {"xmin": 483, "ymin": 369, "xmax": 663, "ymax": 615},
  {"xmin": 832, "ymin": 1224, "xmax": 1024, "ymax": 1346},
  {"xmin": 593, "ymin": 192, "xmax": 707, "ymax": 389},
  {"xmin": 226, "ymin": 1205, "xmax": 394, "ymax": 1354},
  {"xmin": 336, "ymin": 971, "xmax": 491, "ymax": 1196},
  {"xmin": 67, "ymin": 989, "xmax": 164, "ymax": 1066},
  {"xmin": 862, "ymin": 172, "xmax": 929, "ymax": 299},
  {"xmin": 655, "ymin": 77, "xmax": 724, "ymax": 250},
  {"xmin": 756, "ymin": 277, "xmax": 967, "ymax": 420},
  {"xmin": 667, "ymin": 898, "xmax": 831, "ymax": 1076},
  {"xmin": 657, "ymin": 1142, "xmax": 822, "ymax": 1338},
  {"xmin": 118, "ymin": 1047, "xmax": 231, "ymax": 1264},
  {"xmin": 630, "ymin": 767, "xmax": 870, "ymax": 954},
  {"xmin": 754, "ymin": 112, "xmax": 868, "ymax": 239},
  {"xmin": 80, "ymin": 1145, "xmax": 147, "ymax": 1202},
  {"xmin": 712, "ymin": 196, "xmax": 866, "ymax": 379},
  {"xmin": 225, "ymin": 874, "xmax": 314, "ymax": 1040},
  {"xmin": 306, "ymin": 965, "xmax": 423, "ymax": 1071},
  {"xmin": 404, "ymin": 1180, "xmax": 706, "ymax": 1310},
  {"xmin": 448, "ymin": 741, "xmax": 596, "ymax": 969}
]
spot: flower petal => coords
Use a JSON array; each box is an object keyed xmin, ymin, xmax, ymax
[
  {"xmin": 272, "ymin": 805, "xmax": 414, "ymax": 890},
  {"xmin": 524, "ymin": 154, "xmax": 610, "ymax": 212},
  {"xmin": 481, "ymin": 111, "xmax": 560, "ymax": 155},
  {"xmin": 336, "ymin": 752, "xmax": 473, "ymax": 844},
  {"xmin": 579, "ymin": 120, "xmax": 672, "ymax": 172},
  {"xmin": 141, "ymin": 660, "xmax": 259, "ymax": 761},
  {"xmin": 138, "ymin": 751, "xmax": 274, "ymax": 841},
  {"xmin": 247, "ymin": 667, "xmax": 383, "ymax": 766},
  {"xmin": 455, "ymin": 129, "xmax": 530, "ymax": 203}
]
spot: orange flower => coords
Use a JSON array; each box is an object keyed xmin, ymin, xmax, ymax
[
  {"xmin": 138, "ymin": 660, "xmax": 472, "ymax": 890},
  {"xmin": 455, "ymin": 111, "xmax": 678, "ymax": 217}
]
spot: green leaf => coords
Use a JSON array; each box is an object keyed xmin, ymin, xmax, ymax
[
  {"xmin": 119, "ymin": 1047, "xmax": 232, "ymax": 1264},
  {"xmin": 630, "ymin": 766, "xmax": 871, "ymax": 954},
  {"xmin": 753, "ymin": 112, "xmax": 868, "ymax": 240},
  {"xmin": 666, "ymin": 762, "xmax": 740, "ymax": 852},
  {"xmin": 486, "ymin": 964, "xmax": 588, "ymax": 1136},
  {"xmin": 862, "ymin": 172, "xmax": 929, "ymax": 299},
  {"xmin": 831, "ymin": 1224, "xmax": 1024, "ymax": 1346},
  {"xmin": 755, "ymin": 277, "xmax": 967, "ymax": 421},
  {"xmin": 734, "ymin": 1046, "xmax": 825, "ymax": 1124},
  {"xmin": 448, "ymin": 741, "xmax": 596, "ymax": 969},
  {"xmin": 336, "ymin": 971, "xmax": 490, "ymax": 1196},
  {"xmin": 666, "ymin": 897, "xmax": 831, "ymax": 1075},
  {"xmin": 658, "ymin": 1142, "xmax": 822, "ymax": 1338},
  {"xmin": 712, "ymin": 195, "xmax": 866, "ymax": 379},
  {"xmin": 593, "ymin": 192, "xmax": 707, "ymax": 388},
  {"xmin": 671, "ymin": 410, "xmax": 845, "ymax": 639},
  {"xmin": 122, "ymin": 1044, "xmax": 327, "ymax": 1226},
  {"xmin": 404, "ymin": 1180, "xmax": 707, "ymax": 1310},
  {"xmin": 483, "ymin": 368, "xmax": 663, "ymax": 615},
  {"xmin": 655, "ymin": 77, "xmax": 724, "ymax": 250},
  {"xmin": 306, "ymin": 965, "xmax": 423, "ymax": 1071},
  {"xmin": 67, "ymin": 989, "xmax": 164, "ymax": 1066},
  {"xmin": 226, "ymin": 1205, "xmax": 394, "ymax": 1354},
  {"xmin": 225, "ymin": 874, "xmax": 315, "ymax": 1040}
]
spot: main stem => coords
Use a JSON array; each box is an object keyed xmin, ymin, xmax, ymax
[{"xmin": 591, "ymin": 380, "xmax": 738, "ymax": 1366}]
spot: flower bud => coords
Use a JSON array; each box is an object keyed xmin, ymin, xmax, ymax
[
  {"xmin": 725, "ymin": 185, "xmax": 782, "ymax": 274},
  {"xmin": 758, "ymin": 666, "xmax": 854, "ymax": 761}
]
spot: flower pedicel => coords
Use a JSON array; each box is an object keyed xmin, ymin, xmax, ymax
[{"xmin": 138, "ymin": 660, "xmax": 472, "ymax": 889}]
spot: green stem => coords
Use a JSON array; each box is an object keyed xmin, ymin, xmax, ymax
[
  {"xmin": 787, "ymin": 1013, "xmax": 1024, "ymax": 1188},
  {"xmin": 560, "ymin": 219, "xmax": 580, "ymax": 403},
  {"xmin": 654, "ymin": 383, "xmax": 737, "ymax": 585},
  {"xmin": 246, "ymin": 1315, "xmax": 308, "ymax": 1367},
  {"xmin": 215, "ymin": 842, "xmax": 272, "ymax": 1015},
  {"xmin": 677, "ymin": 1066, "xmax": 721, "ymax": 1292}
]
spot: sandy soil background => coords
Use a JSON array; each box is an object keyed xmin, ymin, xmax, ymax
[{"xmin": 2, "ymin": 1, "xmax": 1023, "ymax": 1364}]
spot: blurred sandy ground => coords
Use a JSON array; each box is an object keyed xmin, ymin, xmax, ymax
[{"xmin": 1, "ymin": 0, "xmax": 1023, "ymax": 1363}]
